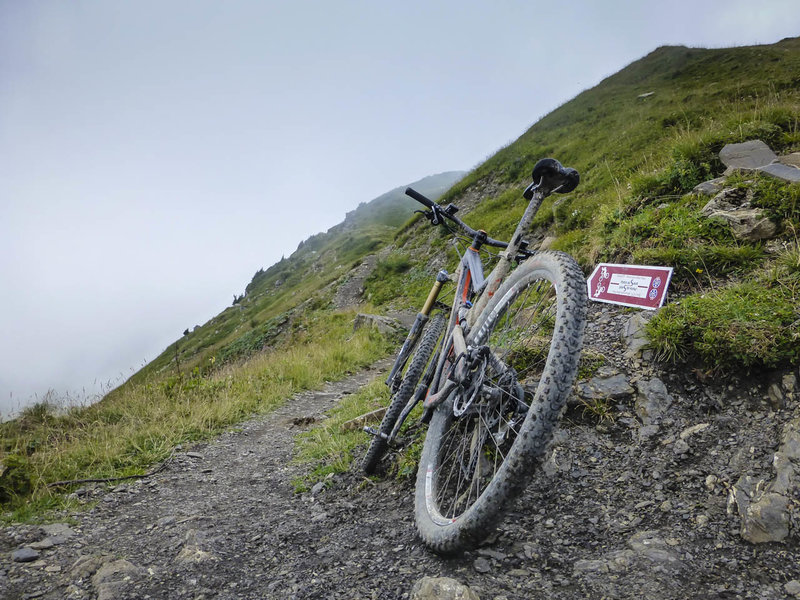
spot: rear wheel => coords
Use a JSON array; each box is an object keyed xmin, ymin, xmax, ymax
[
  {"xmin": 414, "ymin": 252, "xmax": 586, "ymax": 553},
  {"xmin": 363, "ymin": 313, "xmax": 446, "ymax": 474}
]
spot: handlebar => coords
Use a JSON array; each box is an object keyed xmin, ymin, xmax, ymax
[
  {"xmin": 405, "ymin": 157, "xmax": 579, "ymax": 248},
  {"xmin": 404, "ymin": 187, "xmax": 509, "ymax": 249}
]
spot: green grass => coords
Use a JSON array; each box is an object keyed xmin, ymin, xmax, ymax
[
  {"xmin": 292, "ymin": 379, "xmax": 389, "ymax": 491},
  {"xmin": 0, "ymin": 310, "xmax": 393, "ymax": 519},
  {"xmin": 647, "ymin": 271, "xmax": 800, "ymax": 370}
]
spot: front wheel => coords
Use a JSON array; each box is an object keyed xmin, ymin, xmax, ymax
[
  {"xmin": 363, "ymin": 313, "xmax": 446, "ymax": 474},
  {"xmin": 414, "ymin": 251, "xmax": 587, "ymax": 553}
]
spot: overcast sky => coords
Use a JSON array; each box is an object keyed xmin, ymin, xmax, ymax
[{"xmin": 1, "ymin": 1, "xmax": 798, "ymax": 418}]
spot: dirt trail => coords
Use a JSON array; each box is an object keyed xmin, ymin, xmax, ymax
[{"xmin": 3, "ymin": 303, "xmax": 799, "ymax": 600}]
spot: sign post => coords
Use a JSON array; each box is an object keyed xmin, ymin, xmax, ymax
[{"xmin": 587, "ymin": 263, "xmax": 673, "ymax": 310}]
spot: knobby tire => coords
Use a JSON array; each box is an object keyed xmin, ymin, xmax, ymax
[
  {"xmin": 414, "ymin": 251, "xmax": 587, "ymax": 553},
  {"xmin": 362, "ymin": 313, "xmax": 446, "ymax": 474}
]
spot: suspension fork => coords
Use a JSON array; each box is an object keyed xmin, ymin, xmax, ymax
[{"xmin": 385, "ymin": 269, "xmax": 449, "ymax": 390}]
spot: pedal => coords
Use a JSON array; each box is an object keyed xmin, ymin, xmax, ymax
[{"xmin": 363, "ymin": 426, "xmax": 389, "ymax": 440}]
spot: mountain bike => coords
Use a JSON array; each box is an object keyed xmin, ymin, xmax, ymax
[{"xmin": 362, "ymin": 158, "xmax": 587, "ymax": 553}]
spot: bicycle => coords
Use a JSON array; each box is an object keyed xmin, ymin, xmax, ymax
[{"xmin": 362, "ymin": 158, "xmax": 587, "ymax": 553}]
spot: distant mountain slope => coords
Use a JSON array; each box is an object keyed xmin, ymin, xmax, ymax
[{"xmin": 130, "ymin": 170, "xmax": 464, "ymax": 382}]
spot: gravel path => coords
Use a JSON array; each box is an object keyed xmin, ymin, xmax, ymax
[{"xmin": 2, "ymin": 303, "xmax": 799, "ymax": 599}]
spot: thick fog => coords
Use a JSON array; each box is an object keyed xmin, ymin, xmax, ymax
[{"xmin": 1, "ymin": 0, "xmax": 798, "ymax": 418}]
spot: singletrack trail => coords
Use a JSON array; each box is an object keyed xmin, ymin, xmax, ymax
[{"xmin": 3, "ymin": 303, "xmax": 799, "ymax": 600}]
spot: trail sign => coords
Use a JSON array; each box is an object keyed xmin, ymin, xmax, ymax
[{"xmin": 587, "ymin": 263, "xmax": 673, "ymax": 310}]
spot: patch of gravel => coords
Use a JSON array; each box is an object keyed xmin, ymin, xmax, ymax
[{"xmin": 3, "ymin": 303, "xmax": 799, "ymax": 600}]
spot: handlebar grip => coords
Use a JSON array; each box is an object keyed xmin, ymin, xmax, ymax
[
  {"xmin": 405, "ymin": 187, "xmax": 436, "ymax": 208},
  {"xmin": 531, "ymin": 158, "xmax": 580, "ymax": 194}
]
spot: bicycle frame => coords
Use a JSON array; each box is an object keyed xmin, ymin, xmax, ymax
[
  {"xmin": 425, "ymin": 186, "xmax": 550, "ymax": 406},
  {"xmin": 383, "ymin": 184, "xmax": 552, "ymax": 424}
]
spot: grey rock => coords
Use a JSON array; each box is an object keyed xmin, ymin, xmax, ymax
[
  {"xmin": 577, "ymin": 374, "xmax": 634, "ymax": 401},
  {"xmin": 778, "ymin": 152, "xmax": 800, "ymax": 168},
  {"xmin": 759, "ymin": 162, "xmax": 800, "ymax": 183},
  {"xmin": 693, "ymin": 177, "xmax": 727, "ymax": 196},
  {"xmin": 175, "ymin": 530, "xmax": 215, "ymax": 563},
  {"xmin": 768, "ymin": 383, "xmax": 784, "ymax": 408},
  {"xmin": 635, "ymin": 378, "xmax": 673, "ymax": 426},
  {"xmin": 311, "ymin": 481, "xmax": 325, "ymax": 496},
  {"xmin": 783, "ymin": 372, "xmax": 798, "ymax": 394},
  {"xmin": 476, "ymin": 548, "xmax": 506, "ymax": 561},
  {"xmin": 701, "ymin": 189, "xmax": 777, "ymax": 241},
  {"xmin": 573, "ymin": 559, "xmax": 609, "ymax": 574},
  {"xmin": 621, "ymin": 313, "xmax": 652, "ymax": 359},
  {"xmin": 29, "ymin": 536, "xmax": 67, "ymax": 550},
  {"xmin": 90, "ymin": 559, "xmax": 144, "ymax": 600},
  {"xmin": 719, "ymin": 140, "xmax": 777, "ymax": 169},
  {"xmin": 71, "ymin": 554, "xmax": 109, "ymax": 580},
  {"xmin": 411, "ymin": 576, "xmax": 480, "ymax": 600},
  {"xmin": 673, "ymin": 439, "xmax": 690, "ymax": 455},
  {"xmin": 473, "ymin": 557, "xmax": 491, "ymax": 573},
  {"xmin": 353, "ymin": 313, "xmax": 406, "ymax": 337},
  {"xmin": 41, "ymin": 523, "xmax": 76, "ymax": 538},
  {"xmin": 627, "ymin": 531, "xmax": 682, "ymax": 567},
  {"xmin": 157, "ymin": 515, "xmax": 177, "ymax": 528},
  {"xmin": 781, "ymin": 418, "xmax": 800, "ymax": 461},
  {"xmin": 772, "ymin": 452, "xmax": 794, "ymax": 495},
  {"xmin": 700, "ymin": 186, "xmax": 750, "ymax": 214},
  {"xmin": 740, "ymin": 493, "xmax": 790, "ymax": 543},
  {"xmin": 638, "ymin": 424, "xmax": 660, "ymax": 440},
  {"xmin": 91, "ymin": 559, "xmax": 143, "ymax": 586},
  {"xmin": 785, "ymin": 580, "xmax": 800, "ymax": 598},
  {"xmin": 12, "ymin": 547, "xmax": 40, "ymax": 562},
  {"xmin": 606, "ymin": 549, "xmax": 636, "ymax": 572},
  {"xmin": 679, "ymin": 423, "xmax": 710, "ymax": 440}
]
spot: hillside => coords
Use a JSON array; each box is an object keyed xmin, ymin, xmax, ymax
[
  {"xmin": 364, "ymin": 37, "xmax": 800, "ymax": 371},
  {"xmin": 2, "ymin": 36, "xmax": 799, "ymax": 526}
]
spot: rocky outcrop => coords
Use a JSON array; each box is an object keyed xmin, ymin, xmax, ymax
[
  {"xmin": 353, "ymin": 313, "xmax": 406, "ymax": 337},
  {"xmin": 719, "ymin": 140, "xmax": 800, "ymax": 183},
  {"xmin": 411, "ymin": 577, "xmax": 480, "ymax": 600},
  {"xmin": 728, "ymin": 416, "xmax": 800, "ymax": 543},
  {"xmin": 700, "ymin": 186, "xmax": 778, "ymax": 242}
]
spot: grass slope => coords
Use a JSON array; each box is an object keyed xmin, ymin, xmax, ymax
[{"xmin": 365, "ymin": 37, "xmax": 800, "ymax": 370}]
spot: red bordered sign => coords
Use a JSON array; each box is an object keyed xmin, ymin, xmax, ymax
[{"xmin": 587, "ymin": 263, "xmax": 673, "ymax": 310}]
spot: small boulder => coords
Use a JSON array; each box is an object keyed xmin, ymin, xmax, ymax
[
  {"xmin": 353, "ymin": 314, "xmax": 406, "ymax": 337},
  {"xmin": 693, "ymin": 177, "xmax": 727, "ymax": 196},
  {"xmin": 719, "ymin": 140, "xmax": 777, "ymax": 170},
  {"xmin": 411, "ymin": 576, "xmax": 480, "ymax": 600},
  {"xmin": 92, "ymin": 559, "xmax": 144, "ymax": 600},
  {"xmin": 701, "ymin": 187, "xmax": 777, "ymax": 242},
  {"xmin": 577, "ymin": 374, "xmax": 634, "ymax": 401},
  {"xmin": 621, "ymin": 313, "xmax": 652, "ymax": 359},
  {"xmin": 635, "ymin": 378, "xmax": 673, "ymax": 426},
  {"xmin": 777, "ymin": 152, "xmax": 800, "ymax": 169},
  {"xmin": 740, "ymin": 493, "xmax": 791, "ymax": 543},
  {"xmin": 12, "ymin": 547, "xmax": 40, "ymax": 563},
  {"xmin": 759, "ymin": 162, "xmax": 800, "ymax": 183}
]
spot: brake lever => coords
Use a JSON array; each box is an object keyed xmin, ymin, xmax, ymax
[{"xmin": 414, "ymin": 206, "xmax": 443, "ymax": 225}]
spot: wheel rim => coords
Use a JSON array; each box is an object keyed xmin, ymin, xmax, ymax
[{"xmin": 425, "ymin": 275, "xmax": 558, "ymax": 525}]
